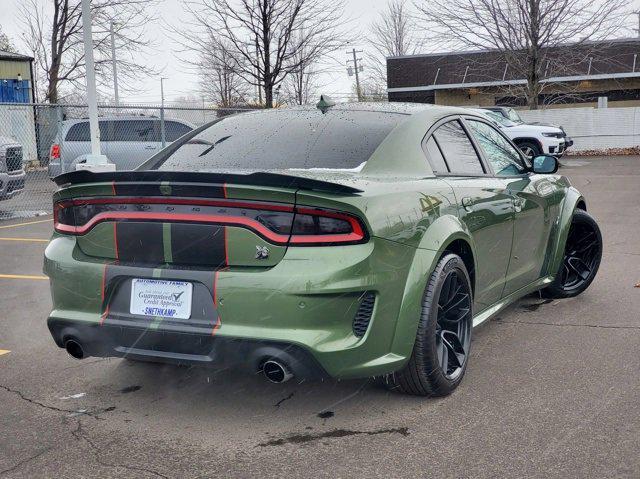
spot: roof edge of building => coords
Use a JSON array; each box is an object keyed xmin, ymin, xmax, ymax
[{"xmin": 387, "ymin": 71, "xmax": 640, "ymax": 93}]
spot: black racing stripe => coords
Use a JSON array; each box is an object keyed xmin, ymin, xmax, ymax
[
  {"xmin": 113, "ymin": 183, "xmax": 225, "ymax": 198},
  {"xmin": 171, "ymin": 224, "xmax": 226, "ymax": 267},
  {"xmin": 116, "ymin": 222, "xmax": 165, "ymax": 263}
]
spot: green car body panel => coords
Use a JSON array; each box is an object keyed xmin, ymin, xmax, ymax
[{"xmin": 44, "ymin": 104, "xmax": 586, "ymax": 380}]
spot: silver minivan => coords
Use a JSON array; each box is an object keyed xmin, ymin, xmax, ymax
[{"xmin": 48, "ymin": 117, "xmax": 193, "ymax": 177}]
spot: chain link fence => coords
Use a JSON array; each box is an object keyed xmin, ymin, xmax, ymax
[{"xmin": 0, "ymin": 103, "xmax": 255, "ymax": 221}]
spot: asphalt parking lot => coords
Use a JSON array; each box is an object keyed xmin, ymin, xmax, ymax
[{"xmin": 0, "ymin": 156, "xmax": 638, "ymax": 478}]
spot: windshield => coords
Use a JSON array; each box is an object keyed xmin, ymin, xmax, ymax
[
  {"xmin": 506, "ymin": 108, "xmax": 524, "ymax": 123},
  {"xmin": 483, "ymin": 110, "xmax": 517, "ymax": 127},
  {"xmin": 143, "ymin": 109, "xmax": 408, "ymax": 172}
]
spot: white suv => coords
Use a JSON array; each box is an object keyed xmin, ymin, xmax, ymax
[{"xmin": 472, "ymin": 109, "xmax": 567, "ymax": 159}]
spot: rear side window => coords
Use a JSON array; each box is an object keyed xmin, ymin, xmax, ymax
[
  {"xmin": 164, "ymin": 121, "xmax": 192, "ymax": 142},
  {"xmin": 423, "ymin": 136, "xmax": 448, "ymax": 173},
  {"xmin": 112, "ymin": 120, "xmax": 158, "ymax": 142},
  {"xmin": 65, "ymin": 122, "xmax": 110, "ymax": 142},
  {"xmin": 432, "ymin": 120, "xmax": 484, "ymax": 175},
  {"xmin": 65, "ymin": 123, "xmax": 90, "ymax": 141}
]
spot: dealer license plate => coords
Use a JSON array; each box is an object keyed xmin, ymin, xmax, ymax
[{"xmin": 130, "ymin": 279, "xmax": 193, "ymax": 319}]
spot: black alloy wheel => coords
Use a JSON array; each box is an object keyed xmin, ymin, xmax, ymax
[
  {"xmin": 435, "ymin": 269, "xmax": 472, "ymax": 380},
  {"xmin": 385, "ymin": 253, "xmax": 473, "ymax": 396},
  {"xmin": 544, "ymin": 209, "xmax": 602, "ymax": 298}
]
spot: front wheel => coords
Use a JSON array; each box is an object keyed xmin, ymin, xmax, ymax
[
  {"xmin": 385, "ymin": 254, "xmax": 473, "ymax": 397},
  {"xmin": 517, "ymin": 140, "xmax": 542, "ymax": 160},
  {"xmin": 543, "ymin": 209, "xmax": 602, "ymax": 298}
]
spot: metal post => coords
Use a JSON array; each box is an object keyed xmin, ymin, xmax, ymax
[
  {"xmin": 110, "ymin": 21, "xmax": 119, "ymax": 107},
  {"xmin": 160, "ymin": 77, "xmax": 167, "ymax": 148},
  {"xmin": 74, "ymin": 0, "xmax": 112, "ymax": 171},
  {"xmin": 81, "ymin": 0, "xmax": 102, "ymax": 159}
]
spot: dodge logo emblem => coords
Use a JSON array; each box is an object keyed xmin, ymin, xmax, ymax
[{"xmin": 255, "ymin": 246, "xmax": 270, "ymax": 260}]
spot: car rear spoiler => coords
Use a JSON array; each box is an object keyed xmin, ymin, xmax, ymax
[{"xmin": 54, "ymin": 170, "xmax": 364, "ymax": 195}]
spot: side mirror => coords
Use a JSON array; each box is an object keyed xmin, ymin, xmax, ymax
[{"xmin": 532, "ymin": 155, "xmax": 558, "ymax": 174}]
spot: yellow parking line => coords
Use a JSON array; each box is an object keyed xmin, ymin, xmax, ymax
[
  {"xmin": 0, "ymin": 274, "xmax": 48, "ymax": 280},
  {"xmin": 0, "ymin": 219, "xmax": 51, "ymax": 229},
  {"xmin": 0, "ymin": 237, "xmax": 48, "ymax": 243},
  {"xmin": 0, "ymin": 350, "xmax": 10, "ymax": 356}
]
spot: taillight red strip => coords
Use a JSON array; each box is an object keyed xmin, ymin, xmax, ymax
[
  {"xmin": 54, "ymin": 198, "xmax": 367, "ymax": 245},
  {"xmin": 55, "ymin": 211, "xmax": 293, "ymax": 244}
]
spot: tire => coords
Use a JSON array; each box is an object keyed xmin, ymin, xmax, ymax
[
  {"xmin": 385, "ymin": 254, "xmax": 473, "ymax": 397},
  {"xmin": 517, "ymin": 140, "xmax": 542, "ymax": 160},
  {"xmin": 543, "ymin": 209, "xmax": 602, "ymax": 299}
]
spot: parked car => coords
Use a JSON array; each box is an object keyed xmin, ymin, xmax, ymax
[
  {"xmin": 45, "ymin": 103, "xmax": 602, "ymax": 396},
  {"xmin": 48, "ymin": 117, "xmax": 194, "ymax": 177},
  {"xmin": 0, "ymin": 136, "xmax": 26, "ymax": 201},
  {"xmin": 473, "ymin": 108, "xmax": 567, "ymax": 159},
  {"xmin": 482, "ymin": 106, "xmax": 574, "ymax": 149}
]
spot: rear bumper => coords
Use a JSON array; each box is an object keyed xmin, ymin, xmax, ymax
[
  {"xmin": 0, "ymin": 170, "xmax": 25, "ymax": 200},
  {"xmin": 48, "ymin": 318, "xmax": 329, "ymax": 380},
  {"xmin": 44, "ymin": 234, "xmax": 425, "ymax": 380}
]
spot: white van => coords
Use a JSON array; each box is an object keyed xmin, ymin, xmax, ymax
[{"xmin": 48, "ymin": 117, "xmax": 193, "ymax": 178}]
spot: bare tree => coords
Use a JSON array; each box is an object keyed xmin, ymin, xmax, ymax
[
  {"xmin": 280, "ymin": 27, "xmax": 331, "ymax": 105},
  {"xmin": 365, "ymin": 0, "xmax": 425, "ymax": 93},
  {"xmin": 0, "ymin": 26, "xmax": 18, "ymax": 53},
  {"xmin": 198, "ymin": 37, "xmax": 250, "ymax": 107},
  {"xmin": 170, "ymin": 21, "xmax": 250, "ymax": 107},
  {"xmin": 415, "ymin": 0, "xmax": 631, "ymax": 109},
  {"xmin": 18, "ymin": 0, "xmax": 158, "ymax": 103},
  {"xmin": 183, "ymin": 0, "xmax": 350, "ymax": 108}
]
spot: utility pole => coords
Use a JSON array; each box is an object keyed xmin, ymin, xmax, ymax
[
  {"xmin": 160, "ymin": 77, "xmax": 167, "ymax": 148},
  {"xmin": 110, "ymin": 21, "xmax": 119, "ymax": 107},
  {"xmin": 346, "ymin": 48, "xmax": 364, "ymax": 101}
]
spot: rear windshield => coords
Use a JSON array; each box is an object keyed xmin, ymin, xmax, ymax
[{"xmin": 145, "ymin": 109, "xmax": 407, "ymax": 172}]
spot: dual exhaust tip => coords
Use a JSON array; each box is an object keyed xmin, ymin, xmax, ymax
[
  {"xmin": 64, "ymin": 340, "xmax": 294, "ymax": 384},
  {"xmin": 64, "ymin": 338, "xmax": 85, "ymax": 360},
  {"xmin": 261, "ymin": 359, "xmax": 293, "ymax": 384}
]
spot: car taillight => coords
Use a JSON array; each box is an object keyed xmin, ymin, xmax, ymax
[
  {"xmin": 50, "ymin": 144, "xmax": 60, "ymax": 159},
  {"xmin": 53, "ymin": 198, "xmax": 367, "ymax": 246},
  {"xmin": 289, "ymin": 207, "xmax": 366, "ymax": 245}
]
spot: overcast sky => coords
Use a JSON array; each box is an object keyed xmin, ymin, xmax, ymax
[
  {"xmin": 3, "ymin": 0, "xmax": 640, "ymax": 104},
  {"xmin": 1, "ymin": 0, "xmax": 388, "ymax": 104}
]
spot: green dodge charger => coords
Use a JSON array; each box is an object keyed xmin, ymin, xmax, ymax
[{"xmin": 45, "ymin": 102, "xmax": 602, "ymax": 396}]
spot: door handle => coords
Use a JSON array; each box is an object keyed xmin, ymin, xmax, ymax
[
  {"xmin": 461, "ymin": 197, "xmax": 473, "ymax": 211},
  {"xmin": 144, "ymin": 145, "xmax": 156, "ymax": 150}
]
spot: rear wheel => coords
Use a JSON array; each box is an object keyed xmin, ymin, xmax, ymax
[
  {"xmin": 544, "ymin": 209, "xmax": 602, "ymax": 298},
  {"xmin": 385, "ymin": 254, "xmax": 473, "ymax": 397}
]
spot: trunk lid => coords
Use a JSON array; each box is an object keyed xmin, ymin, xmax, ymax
[{"xmin": 53, "ymin": 170, "xmax": 363, "ymax": 269}]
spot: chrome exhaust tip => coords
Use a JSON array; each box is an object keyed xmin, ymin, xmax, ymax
[
  {"xmin": 262, "ymin": 360, "xmax": 293, "ymax": 383},
  {"xmin": 64, "ymin": 339, "xmax": 85, "ymax": 360}
]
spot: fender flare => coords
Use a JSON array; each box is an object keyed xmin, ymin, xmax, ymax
[
  {"xmin": 388, "ymin": 215, "xmax": 477, "ymax": 360},
  {"xmin": 547, "ymin": 187, "xmax": 586, "ymax": 278}
]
